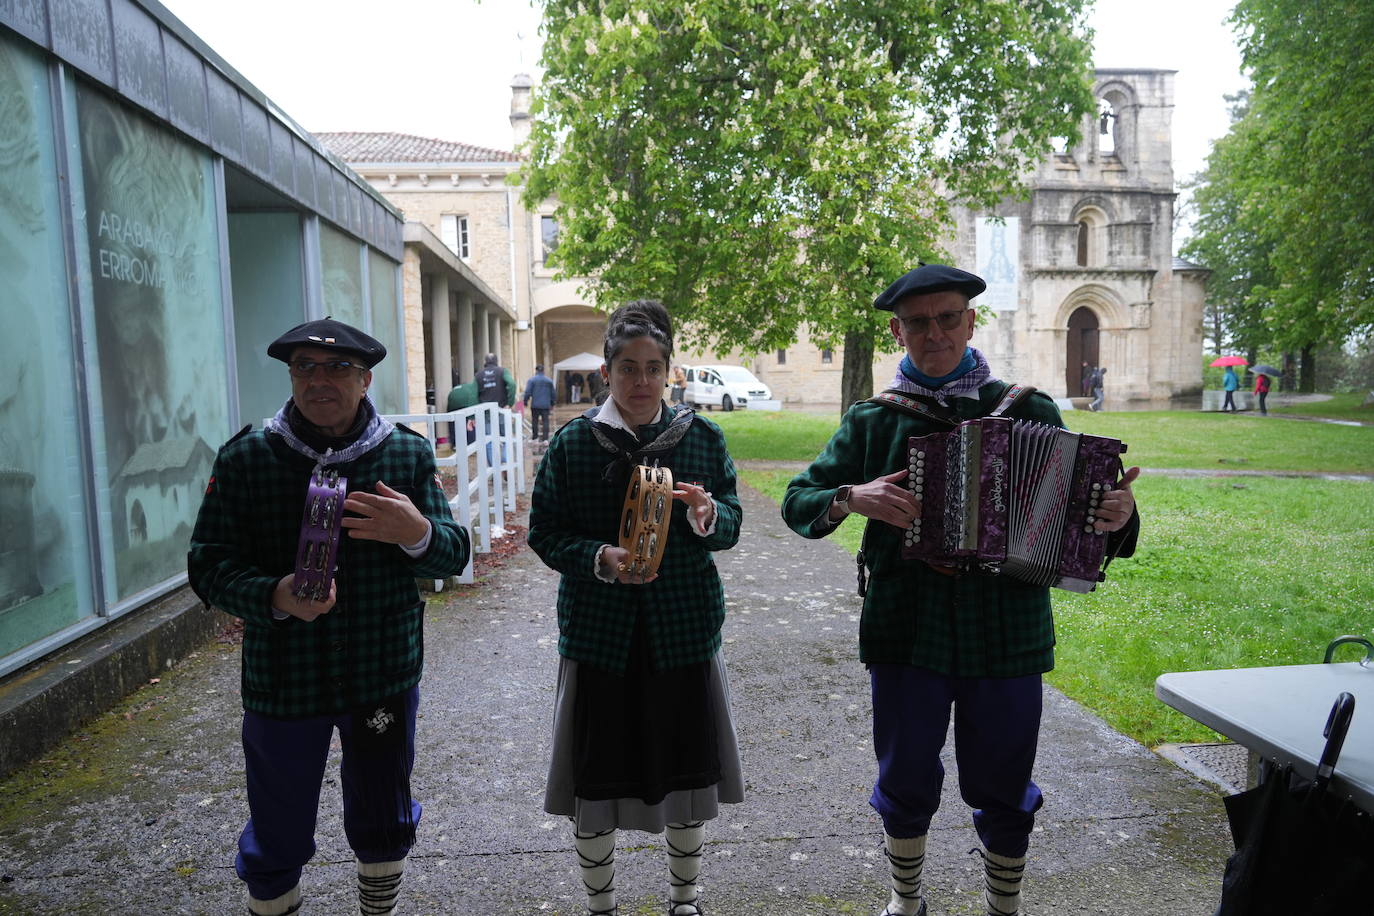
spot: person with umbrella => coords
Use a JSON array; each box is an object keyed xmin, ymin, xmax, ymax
[
  {"xmin": 1252, "ymin": 364, "xmax": 1282, "ymax": 416},
  {"xmin": 1209, "ymin": 357, "xmax": 1248, "ymax": 412}
]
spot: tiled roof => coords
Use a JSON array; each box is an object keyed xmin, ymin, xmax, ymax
[
  {"xmin": 316, "ymin": 132, "xmax": 519, "ymax": 164},
  {"xmin": 1172, "ymin": 256, "xmax": 1207, "ymax": 271}
]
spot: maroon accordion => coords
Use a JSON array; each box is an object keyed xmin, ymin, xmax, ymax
[{"xmin": 900, "ymin": 417, "xmax": 1127, "ymax": 592}]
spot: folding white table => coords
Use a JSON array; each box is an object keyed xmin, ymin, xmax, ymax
[{"xmin": 1155, "ymin": 661, "xmax": 1373, "ymax": 812}]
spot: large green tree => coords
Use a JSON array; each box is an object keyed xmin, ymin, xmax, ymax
[
  {"xmin": 522, "ymin": 0, "xmax": 1095, "ymax": 408},
  {"xmin": 1187, "ymin": 0, "xmax": 1374, "ymax": 389}
]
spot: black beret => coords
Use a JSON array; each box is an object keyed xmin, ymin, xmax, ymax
[
  {"xmin": 873, "ymin": 264, "xmax": 986, "ymax": 311},
  {"xmin": 267, "ymin": 317, "xmax": 386, "ymax": 367}
]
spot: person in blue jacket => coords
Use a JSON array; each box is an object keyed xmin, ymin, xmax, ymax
[
  {"xmin": 523, "ymin": 365, "xmax": 557, "ymax": 441},
  {"xmin": 1222, "ymin": 365, "xmax": 1240, "ymax": 412}
]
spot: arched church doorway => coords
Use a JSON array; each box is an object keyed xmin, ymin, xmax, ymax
[{"xmin": 1066, "ymin": 307, "xmax": 1099, "ymax": 397}]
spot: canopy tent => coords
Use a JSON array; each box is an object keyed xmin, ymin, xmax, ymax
[
  {"xmin": 550, "ymin": 351, "xmax": 604, "ymax": 406},
  {"xmin": 552, "ymin": 352, "xmax": 603, "ymax": 372}
]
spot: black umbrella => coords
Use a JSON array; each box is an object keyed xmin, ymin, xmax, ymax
[
  {"xmin": 1251, "ymin": 364, "xmax": 1282, "ymax": 377},
  {"xmin": 1215, "ymin": 693, "xmax": 1374, "ymax": 915}
]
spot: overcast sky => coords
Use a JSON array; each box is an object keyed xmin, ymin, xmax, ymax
[{"xmin": 164, "ymin": 0, "xmax": 1247, "ymax": 240}]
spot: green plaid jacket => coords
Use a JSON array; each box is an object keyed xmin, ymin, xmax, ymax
[
  {"xmin": 783, "ymin": 383, "xmax": 1072, "ymax": 678},
  {"xmin": 528, "ymin": 406, "xmax": 741, "ymax": 674},
  {"xmin": 188, "ymin": 424, "xmax": 469, "ymax": 717}
]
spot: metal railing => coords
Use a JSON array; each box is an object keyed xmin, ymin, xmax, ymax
[{"xmin": 382, "ymin": 404, "xmax": 525, "ymax": 586}]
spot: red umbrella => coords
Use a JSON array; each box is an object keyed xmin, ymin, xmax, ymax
[{"xmin": 1210, "ymin": 356, "xmax": 1248, "ymax": 367}]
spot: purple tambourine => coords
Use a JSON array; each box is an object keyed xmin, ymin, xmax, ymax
[{"xmin": 293, "ymin": 466, "xmax": 347, "ymax": 601}]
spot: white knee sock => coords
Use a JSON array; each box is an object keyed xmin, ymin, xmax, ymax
[
  {"xmin": 575, "ymin": 827, "xmax": 617, "ymax": 915},
  {"xmin": 980, "ymin": 848, "xmax": 1026, "ymax": 916},
  {"xmin": 357, "ymin": 858, "xmax": 405, "ymax": 916},
  {"xmin": 881, "ymin": 834, "xmax": 927, "ymax": 916},
  {"xmin": 247, "ymin": 883, "xmax": 302, "ymax": 916},
  {"xmin": 666, "ymin": 821, "xmax": 705, "ymax": 915}
]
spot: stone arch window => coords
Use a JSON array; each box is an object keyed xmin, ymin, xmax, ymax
[
  {"xmin": 1095, "ymin": 83, "xmax": 1136, "ymax": 163},
  {"xmin": 1072, "ymin": 204, "xmax": 1108, "ymax": 267}
]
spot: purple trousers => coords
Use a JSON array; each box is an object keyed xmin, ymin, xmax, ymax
[
  {"xmin": 869, "ymin": 665, "xmax": 1043, "ymax": 857},
  {"xmin": 236, "ymin": 686, "xmax": 421, "ymax": 900}
]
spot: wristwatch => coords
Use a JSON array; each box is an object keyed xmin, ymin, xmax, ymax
[{"xmin": 834, "ymin": 485, "xmax": 853, "ymax": 514}]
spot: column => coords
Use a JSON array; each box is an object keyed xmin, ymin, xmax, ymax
[
  {"xmin": 488, "ymin": 313, "xmax": 502, "ymax": 366},
  {"xmin": 430, "ymin": 272, "xmax": 452, "ymax": 400},
  {"xmin": 456, "ymin": 292, "xmax": 475, "ymax": 384},
  {"xmin": 476, "ymin": 304, "xmax": 491, "ymax": 362}
]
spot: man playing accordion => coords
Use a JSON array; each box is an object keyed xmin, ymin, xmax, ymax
[{"xmin": 782, "ymin": 265, "xmax": 1140, "ymax": 916}]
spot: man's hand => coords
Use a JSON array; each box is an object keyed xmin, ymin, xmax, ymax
[
  {"xmin": 342, "ymin": 481, "xmax": 430, "ymax": 546},
  {"xmin": 272, "ymin": 575, "xmax": 336, "ymax": 621},
  {"xmin": 833, "ymin": 468, "xmax": 920, "ymax": 529},
  {"xmin": 1094, "ymin": 465, "xmax": 1141, "ymax": 533}
]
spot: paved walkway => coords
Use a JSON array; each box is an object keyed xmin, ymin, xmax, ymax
[{"xmin": 0, "ymin": 484, "xmax": 1233, "ymax": 915}]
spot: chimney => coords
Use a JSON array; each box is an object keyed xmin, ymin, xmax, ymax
[{"xmin": 510, "ymin": 73, "xmax": 533, "ymax": 151}]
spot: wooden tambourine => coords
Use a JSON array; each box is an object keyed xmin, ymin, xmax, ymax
[{"xmin": 618, "ymin": 462, "xmax": 674, "ymax": 580}]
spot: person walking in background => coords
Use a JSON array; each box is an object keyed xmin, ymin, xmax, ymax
[
  {"xmin": 782, "ymin": 265, "xmax": 1139, "ymax": 916},
  {"xmin": 523, "ymin": 364, "xmax": 557, "ymax": 441},
  {"xmin": 476, "ymin": 353, "xmax": 515, "ymax": 463},
  {"xmin": 670, "ymin": 364, "xmax": 687, "ymax": 405},
  {"xmin": 529, "ymin": 300, "xmax": 744, "ymax": 916},
  {"xmin": 1080, "ymin": 361, "xmax": 1094, "ymax": 397},
  {"xmin": 568, "ymin": 370, "xmax": 585, "ymax": 405},
  {"xmin": 1254, "ymin": 371, "xmax": 1271, "ymax": 416},
  {"xmin": 188, "ymin": 318, "xmax": 470, "ymax": 916},
  {"xmin": 1088, "ymin": 366, "xmax": 1106, "ymax": 412},
  {"xmin": 1222, "ymin": 365, "xmax": 1239, "ymax": 412}
]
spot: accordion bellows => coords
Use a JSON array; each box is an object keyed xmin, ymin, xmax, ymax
[{"xmin": 901, "ymin": 417, "xmax": 1126, "ymax": 593}]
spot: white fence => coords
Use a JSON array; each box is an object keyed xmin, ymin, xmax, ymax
[{"xmin": 381, "ymin": 404, "xmax": 526, "ymax": 586}]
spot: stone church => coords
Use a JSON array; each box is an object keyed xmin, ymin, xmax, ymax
[{"xmin": 760, "ymin": 68, "xmax": 1208, "ymax": 408}]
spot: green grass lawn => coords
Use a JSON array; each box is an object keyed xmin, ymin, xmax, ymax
[
  {"xmin": 709, "ymin": 402, "xmax": 1374, "ymax": 473},
  {"xmin": 740, "ymin": 452, "xmax": 1374, "ymax": 749},
  {"xmin": 1270, "ymin": 390, "xmax": 1374, "ymax": 423}
]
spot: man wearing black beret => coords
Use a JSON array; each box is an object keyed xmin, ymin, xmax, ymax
[
  {"xmin": 783, "ymin": 266, "xmax": 1140, "ymax": 916},
  {"xmin": 189, "ymin": 317, "xmax": 469, "ymax": 916}
]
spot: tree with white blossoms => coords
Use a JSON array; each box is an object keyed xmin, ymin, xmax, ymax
[{"xmin": 522, "ymin": 0, "xmax": 1096, "ymax": 408}]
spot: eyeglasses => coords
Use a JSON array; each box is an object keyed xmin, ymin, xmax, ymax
[
  {"xmin": 289, "ymin": 358, "xmax": 367, "ymax": 378},
  {"xmin": 897, "ymin": 309, "xmax": 968, "ymax": 335}
]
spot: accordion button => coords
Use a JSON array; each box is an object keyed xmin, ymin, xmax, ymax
[
  {"xmin": 1085, "ymin": 524, "xmax": 1095, "ymax": 533},
  {"xmin": 917, "ymin": 451, "xmax": 925, "ymax": 458},
  {"xmin": 1092, "ymin": 482, "xmax": 1103, "ymax": 491}
]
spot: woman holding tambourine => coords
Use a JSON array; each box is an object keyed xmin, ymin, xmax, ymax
[{"xmin": 528, "ymin": 300, "xmax": 743, "ymax": 916}]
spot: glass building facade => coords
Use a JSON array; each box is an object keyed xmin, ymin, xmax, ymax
[{"xmin": 0, "ymin": 3, "xmax": 407, "ymax": 676}]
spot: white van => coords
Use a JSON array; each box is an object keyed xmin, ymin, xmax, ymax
[{"xmin": 682, "ymin": 365, "xmax": 773, "ymax": 411}]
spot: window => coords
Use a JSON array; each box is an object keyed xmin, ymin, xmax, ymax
[
  {"xmin": 540, "ymin": 215, "xmax": 559, "ymax": 262},
  {"xmin": 440, "ymin": 214, "xmax": 469, "ymax": 259},
  {"xmin": 776, "ymin": 348, "xmax": 787, "ymax": 365},
  {"xmin": 1076, "ymin": 221, "xmax": 1089, "ymax": 267},
  {"xmin": 1098, "ymin": 98, "xmax": 1117, "ymax": 155},
  {"xmin": 821, "ymin": 348, "xmax": 833, "ymax": 364}
]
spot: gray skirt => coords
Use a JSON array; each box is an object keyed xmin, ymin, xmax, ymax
[{"xmin": 544, "ymin": 650, "xmax": 745, "ymax": 834}]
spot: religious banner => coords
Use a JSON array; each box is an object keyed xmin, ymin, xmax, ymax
[{"xmin": 975, "ymin": 217, "xmax": 1020, "ymax": 311}]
